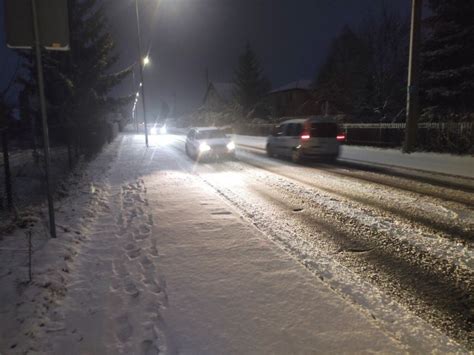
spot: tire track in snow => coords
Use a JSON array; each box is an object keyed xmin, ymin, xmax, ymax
[
  {"xmin": 164, "ymin": 140, "xmax": 470, "ymax": 351},
  {"xmin": 247, "ymin": 183, "xmax": 474, "ymax": 349},
  {"xmin": 237, "ymin": 155, "xmax": 473, "ymax": 245}
]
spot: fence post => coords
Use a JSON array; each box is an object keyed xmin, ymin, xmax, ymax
[
  {"xmin": 1, "ymin": 129, "xmax": 13, "ymax": 210},
  {"xmin": 27, "ymin": 230, "xmax": 32, "ymax": 282}
]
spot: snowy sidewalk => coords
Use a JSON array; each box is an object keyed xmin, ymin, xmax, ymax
[
  {"xmin": 234, "ymin": 135, "xmax": 474, "ymax": 179},
  {"xmin": 1, "ymin": 135, "xmax": 167, "ymax": 354},
  {"xmin": 143, "ymin": 145, "xmax": 405, "ymax": 354}
]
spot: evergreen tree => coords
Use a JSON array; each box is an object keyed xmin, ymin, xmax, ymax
[
  {"xmin": 315, "ymin": 26, "xmax": 369, "ymax": 116},
  {"xmin": 18, "ymin": 0, "xmax": 131, "ymax": 151},
  {"xmin": 233, "ymin": 43, "xmax": 270, "ymax": 113},
  {"xmin": 422, "ymin": 0, "xmax": 474, "ymax": 119}
]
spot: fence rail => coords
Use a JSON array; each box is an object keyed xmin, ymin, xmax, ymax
[{"xmin": 232, "ymin": 122, "xmax": 473, "ymax": 154}]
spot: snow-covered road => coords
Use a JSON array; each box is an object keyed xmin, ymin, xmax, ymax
[{"xmin": 1, "ymin": 131, "xmax": 472, "ymax": 353}]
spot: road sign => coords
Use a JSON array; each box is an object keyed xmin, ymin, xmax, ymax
[{"xmin": 5, "ymin": 0, "xmax": 70, "ymax": 51}]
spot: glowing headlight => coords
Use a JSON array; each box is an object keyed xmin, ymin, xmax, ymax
[
  {"xmin": 160, "ymin": 126, "xmax": 167, "ymax": 134},
  {"xmin": 199, "ymin": 142, "xmax": 211, "ymax": 152},
  {"xmin": 226, "ymin": 141, "xmax": 236, "ymax": 151},
  {"xmin": 150, "ymin": 127, "xmax": 158, "ymax": 135}
]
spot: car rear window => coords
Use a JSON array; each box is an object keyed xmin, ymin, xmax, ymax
[
  {"xmin": 310, "ymin": 122, "xmax": 338, "ymax": 138},
  {"xmin": 196, "ymin": 130, "xmax": 227, "ymax": 139}
]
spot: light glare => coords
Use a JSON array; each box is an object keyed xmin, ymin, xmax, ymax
[{"xmin": 199, "ymin": 142, "xmax": 211, "ymax": 152}]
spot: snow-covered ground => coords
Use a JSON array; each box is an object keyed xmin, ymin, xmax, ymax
[
  {"xmin": 234, "ymin": 135, "xmax": 474, "ymax": 179},
  {"xmin": 0, "ymin": 131, "xmax": 471, "ymax": 353}
]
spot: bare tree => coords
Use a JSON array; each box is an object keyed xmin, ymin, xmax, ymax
[{"xmin": 359, "ymin": 6, "xmax": 409, "ymax": 121}]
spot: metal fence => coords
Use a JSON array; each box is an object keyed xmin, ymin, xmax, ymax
[
  {"xmin": 232, "ymin": 121, "xmax": 474, "ymax": 154},
  {"xmin": 0, "ymin": 120, "xmax": 121, "ymax": 213},
  {"xmin": 341, "ymin": 122, "xmax": 473, "ymax": 153}
]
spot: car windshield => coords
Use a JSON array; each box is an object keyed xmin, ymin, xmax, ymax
[{"xmin": 196, "ymin": 130, "xmax": 227, "ymax": 139}]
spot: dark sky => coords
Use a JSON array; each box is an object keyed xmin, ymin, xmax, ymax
[{"xmin": 1, "ymin": 0, "xmax": 411, "ymax": 117}]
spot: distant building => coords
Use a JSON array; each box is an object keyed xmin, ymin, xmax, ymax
[
  {"xmin": 201, "ymin": 82, "xmax": 234, "ymax": 111},
  {"xmin": 263, "ymin": 80, "xmax": 313, "ymax": 117},
  {"xmin": 252, "ymin": 79, "xmax": 343, "ymax": 120}
]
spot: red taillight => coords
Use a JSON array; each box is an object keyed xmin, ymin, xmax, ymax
[
  {"xmin": 336, "ymin": 134, "xmax": 346, "ymax": 142},
  {"xmin": 301, "ymin": 130, "xmax": 310, "ymax": 140}
]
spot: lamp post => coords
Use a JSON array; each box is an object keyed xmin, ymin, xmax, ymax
[{"xmin": 135, "ymin": 0, "xmax": 149, "ymax": 147}]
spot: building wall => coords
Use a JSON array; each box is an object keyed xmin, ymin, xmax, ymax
[{"xmin": 266, "ymin": 89, "xmax": 312, "ymax": 117}]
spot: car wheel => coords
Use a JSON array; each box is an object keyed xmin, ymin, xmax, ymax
[{"xmin": 291, "ymin": 149, "xmax": 302, "ymax": 164}]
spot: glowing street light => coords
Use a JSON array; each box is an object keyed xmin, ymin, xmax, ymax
[{"xmin": 143, "ymin": 56, "xmax": 150, "ymax": 66}]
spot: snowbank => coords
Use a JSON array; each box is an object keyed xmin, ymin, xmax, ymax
[{"xmin": 234, "ymin": 135, "xmax": 474, "ymax": 179}]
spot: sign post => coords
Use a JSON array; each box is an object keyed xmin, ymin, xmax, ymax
[
  {"xmin": 31, "ymin": 0, "xmax": 56, "ymax": 238},
  {"xmin": 4, "ymin": 0, "xmax": 70, "ymax": 238}
]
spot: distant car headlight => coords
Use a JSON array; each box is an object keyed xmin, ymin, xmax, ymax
[
  {"xmin": 199, "ymin": 142, "xmax": 211, "ymax": 152},
  {"xmin": 226, "ymin": 141, "xmax": 236, "ymax": 151},
  {"xmin": 160, "ymin": 126, "xmax": 167, "ymax": 134},
  {"xmin": 150, "ymin": 127, "xmax": 158, "ymax": 135}
]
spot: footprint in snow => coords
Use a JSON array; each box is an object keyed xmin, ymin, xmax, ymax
[
  {"xmin": 115, "ymin": 314, "xmax": 133, "ymax": 342},
  {"xmin": 139, "ymin": 224, "xmax": 151, "ymax": 234},
  {"xmin": 140, "ymin": 256, "xmax": 153, "ymax": 269},
  {"xmin": 135, "ymin": 233, "xmax": 149, "ymax": 241},
  {"xmin": 124, "ymin": 281, "xmax": 140, "ymax": 298},
  {"xmin": 149, "ymin": 246, "xmax": 159, "ymax": 257},
  {"xmin": 124, "ymin": 243, "xmax": 135, "ymax": 251},
  {"xmin": 127, "ymin": 248, "xmax": 141, "ymax": 260},
  {"xmin": 141, "ymin": 339, "xmax": 159, "ymax": 355}
]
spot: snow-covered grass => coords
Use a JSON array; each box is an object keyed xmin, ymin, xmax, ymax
[
  {"xmin": 0, "ymin": 140, "xmax": 119, "ymax": 353},
  {"xmin": 234, "ymin": 135, "xmax": 474, "ymax": 179}
]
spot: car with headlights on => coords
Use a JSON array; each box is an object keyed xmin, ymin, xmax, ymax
[{"xmin": 185, "ymin": 128, "xmax": 236, "ymax": 161}]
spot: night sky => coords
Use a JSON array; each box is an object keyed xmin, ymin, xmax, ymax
[{"xmin": 1, "ymin": 0, "xmax": 410, "ymax": 117}]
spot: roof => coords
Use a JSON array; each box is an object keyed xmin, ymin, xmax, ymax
[
  {"xmin": 270, "ymin": 80, "xmax": 313, "ymax": 94},
  {"xmin": 279, "ymin": 115, "xmax": 338, "ymax": 124}
]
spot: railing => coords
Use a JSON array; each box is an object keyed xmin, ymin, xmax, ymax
[{"xmin": 232, "ymin": 122, "xmax": 474, "ymax": 154}]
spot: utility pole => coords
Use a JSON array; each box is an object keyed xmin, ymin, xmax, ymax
[
  {"xmin": 404, "ymin": 0, "xmax": 423, "ymax": 153},
  {"xmin": 131, "ymin": 70, "xmax": 139, "ymax": 132},
  {"xmin": 32, "ymin": 0, "xmax": 57, "ymax": 238},
  {"xmin": 135, "ymin": 0, "xmax": 149, "ymax": 147}
]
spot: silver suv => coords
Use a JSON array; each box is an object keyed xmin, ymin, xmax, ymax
[{"xmin": 266, "ymin": 116, "xmax": 344, "ymax": 163}]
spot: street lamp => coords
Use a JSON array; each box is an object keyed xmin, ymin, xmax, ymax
[{"xmin": 135, "ymin": 0, "xmax": 149, "ymax": 147}]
